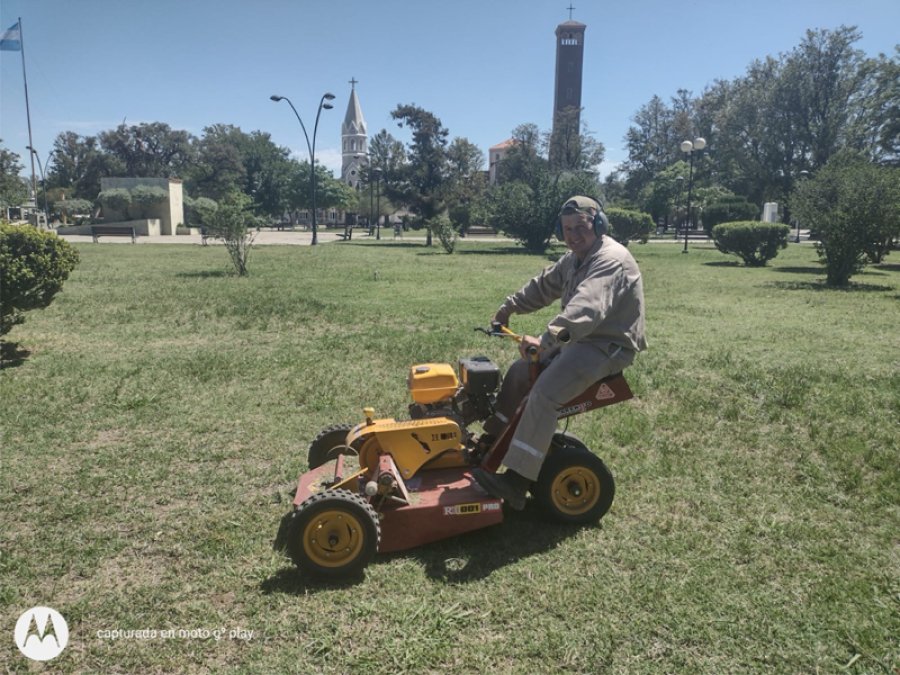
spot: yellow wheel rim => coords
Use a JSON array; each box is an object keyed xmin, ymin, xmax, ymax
[
  {"xmin": 301, "ymin": 508, "xmax": 366, "ymax": 568},
  {"xmin": 549, "ymin": 465, "xmax": 601, "ymax": 516}
]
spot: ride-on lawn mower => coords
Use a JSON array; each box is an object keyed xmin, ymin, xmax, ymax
[{"xmin": 274, "ymin": 325, "xmax": 634, "ymax": 578}]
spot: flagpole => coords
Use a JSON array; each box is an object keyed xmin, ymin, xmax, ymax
[{"xmin": 17, "ymin": 18, "xmax": 38, "ymax": 218}]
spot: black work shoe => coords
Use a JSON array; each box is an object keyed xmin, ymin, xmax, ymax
[{"xmin": 471, "ymin": 468, "xmax": 528, "ymax": 511}]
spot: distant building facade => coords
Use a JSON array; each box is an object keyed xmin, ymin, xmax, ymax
[{"xmin": 489, "ymin": 139, "xmax": 516, "ymax": 185}]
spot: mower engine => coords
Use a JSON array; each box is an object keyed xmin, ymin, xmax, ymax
[{"xmin": 408, "ymin": 357, "xmax": 500, "ymax": 427}]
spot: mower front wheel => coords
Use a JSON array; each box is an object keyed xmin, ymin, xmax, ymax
[
  {"xmin": 534, "ymin": 445, "xmax": 615, "ymax": 524},
  {"xmin": 284, "ymin": 489, "xmax": 380, "ymax": 578}
]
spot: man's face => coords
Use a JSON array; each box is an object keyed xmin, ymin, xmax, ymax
[{"xmin": 561, "ymin": 210, "xmax": 598, "ymax": 258}]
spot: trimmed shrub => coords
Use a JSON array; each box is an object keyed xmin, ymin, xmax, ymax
[
  {"xmin": 0, "ymin": 223, "xmax": 80, "ymax": 338},
  {"xmin": 129, "ymin": 185, "xmax": 167, "ymax": 219},
  {"xmin": 184, "ymin": 196, "xmax": 218, "ymax": 228},
  {"xmin": 605, "ymin": 207, "xmax": 652, "ymax": 246},
  {"xmin": 712, "ymin": 221, "xmax": 790, "ymax": 266},
  {"xmin": 203, "ymin": 192, "xmax": 256, "ymax": 276},
  {"xmin": 430, "ymin": 214, "xmax": 458, "ymax": 254},
  {"xmin": 703, "ymin": 196, "xmax": 759, "ymax": 234},
  {"xmin": 98, "ymin": 188, "xmax": 132, "ymax": 221}
]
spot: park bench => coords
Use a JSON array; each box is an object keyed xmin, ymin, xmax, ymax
[
  {"xmin": 91, "ymin": 225, "xmax": 136, "ymax": 243},
  {"xmin": 337, "ymin": 227, "xmax": 370, "ymax": 241},
  {"xmin": 461, "ymin": 226, "xmax": 497, "ymax": 237}
]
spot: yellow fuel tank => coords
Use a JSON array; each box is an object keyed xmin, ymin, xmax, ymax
[{"xmin": 408, "ymin": 363, "xmax": 459, "ymax": 404}]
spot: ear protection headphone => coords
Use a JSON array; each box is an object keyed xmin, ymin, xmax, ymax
[{"xmin": 555, "ymin": 197, "xmax": 609, "ymax": 240}]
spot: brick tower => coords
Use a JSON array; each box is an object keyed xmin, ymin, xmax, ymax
[{"xmin": 551, "ymin": 16, "xmax": 587, "ymax": 163}]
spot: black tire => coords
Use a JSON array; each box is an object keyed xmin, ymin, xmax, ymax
[
  {"xmin": 308, "ymin": 424, "xmax": 355, "ymax": 469},
  {"xmin": 284, "ymin": 489, "xmax": 380, "ymax": 578},
  {"xmin": 535, "ymin": 444, "xmax": 615, "ymax": 524},
  {"xmin": 551, "ymin": 431, "xmax": 590, "ymax": 453}
]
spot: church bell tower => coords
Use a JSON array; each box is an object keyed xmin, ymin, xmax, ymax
[
  {"xmin": 341, "ymin": 78, "xmax": 368, "ymax": 189},
  {"xmin": 551, "ymin": 12, "xmax": 587, "ymax": 157}
]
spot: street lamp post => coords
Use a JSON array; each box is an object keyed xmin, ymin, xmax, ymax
[
  {"xmin": 680, "ymin": 137, "xmax": 706, "ymax": 253},
  {"xmin": 674, "ymin": 175, "xmax": 685, "ymax": 238},
  {"xmin": 795, "ymin": 170, "xmax": 810, "ymax": 243},
  {"xmin": 270, "ymin": 92, "xmax": 335, "ymax": 245},
  {"xmin": 26, "ymin": 145, "xmax": 49, "ymax": 227},
  {"xmin": 373, "ymin": 168, "xmax": 382, "ymax": 240}
]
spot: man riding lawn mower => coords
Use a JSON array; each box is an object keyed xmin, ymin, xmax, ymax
[{"xmin": 274, "ymin": 196, "xmax": 646, "ymax": 578}]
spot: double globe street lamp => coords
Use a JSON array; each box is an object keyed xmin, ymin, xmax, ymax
[
  {"xmin": 270, "ymin": 92, "xmax": 335, "ymax": 245},
  {"xmin": 680, "ymin": 136, "xmax": 706, "ymax": 253}
]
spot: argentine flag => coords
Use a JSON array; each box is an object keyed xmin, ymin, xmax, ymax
[{"xmin": 0, "ymin": 20, "xmax": 21, "ymax": 51}]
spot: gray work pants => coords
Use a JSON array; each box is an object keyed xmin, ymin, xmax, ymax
[{"xmin": 484, "ymin": 342, "xmax": 634, "ymax": 481}]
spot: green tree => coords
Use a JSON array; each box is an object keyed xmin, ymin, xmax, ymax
[
  {"xmin": 446, "ymin": 137, "xmax": 487, "ymax": 234},
  {"xmin": 98, "ymin": 122, "xmax": 195, "ymax": 178},
  {"xmin": 637, "ymin": 160, "xmax": 690, "ymax": 228},
  {"xmin": 488, "ymin": 169, "xmax": 600, "ymax": 253},
  {"xmin": 388, "ymin": 104, "xmax": 451, "ymax": 246},
  {"xmin": 0, "ymin": 223, "xmax": 79, "ymax": 338},
  {"xmin": 547, "ymin": 107, "xmax": 606, "ymax": 173},
  {"xmin": 50, "ymin": 196, "xmax": 94, "ymax": 225},
  {"xmin": 187, "ymin": 124, "xmax": 248, "ymax": 200},
  {"xmin": 495, "ymin": 124, "xmax": 543, "ymax": 185},
  {"xmin": 46, "ymin": 131, "xmax": 120, "ymax": 200},
  {"xmin": 0, "ymin": 142, "xmax": 28, "ymax": 211},
  {"xmin": 792, "ymin": 151, "xmax": 900, "ymax": 285}
]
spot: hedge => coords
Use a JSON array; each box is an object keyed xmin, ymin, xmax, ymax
[{"xmin": 711, "ymin": 221, "xmax": 790, "ymax": 266}]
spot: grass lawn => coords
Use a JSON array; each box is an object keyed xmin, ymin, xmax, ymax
[{"xmin": 1, "ymin": 238, "xmax": 898, "ymax": 673}]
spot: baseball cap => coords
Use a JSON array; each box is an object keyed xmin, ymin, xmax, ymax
[{"xmin": 560, "ymin": 195, "xmax": 602, "ymax": 215}]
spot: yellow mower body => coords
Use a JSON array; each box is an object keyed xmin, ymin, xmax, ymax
[{"xmin": 347, "ymin": 416, "xmax": 467, "ymax": 480}]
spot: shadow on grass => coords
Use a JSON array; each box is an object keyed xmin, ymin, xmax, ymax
[
  {"xmin": 874, "ymin": 262, "xmax": 900, "ymax": 272},
  {"xmin": 398, "ymin": 505, "xmax": 588, "ymax": 583},
  {"xmin": 769, "ymin": 280, "xmax": 894, "ymax": 292},
  {"xmin": 456, "ymin": 247, "xmax": 538, "ymax": 256},
  {"xmin": 0, "ymin": 341, "xmax": 31, "ymax": 369},
  {"xmin": 776, "ymin": 266, "xmax": 823, "ymax": 275},
  {"xmin": 261, "ymin": 567, "xmax": 368, "ymax": 595},
  {"xmin": 703, "ymin": 260, "xmax": 742, "ymax": 268},
  {"xmin": 175, "ymin": 270, "xmax": 231, "ymax": 279},
  {"xmin": 339, "ymin": 240, "xmax": 425, "ymax": 250},
  {"xmin": 260, "ymin": 503, "xmax": 589, "ymax": 592}
]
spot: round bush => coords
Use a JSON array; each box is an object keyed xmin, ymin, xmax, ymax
[
  {"xmin": 606, "ymin": 207, "xmax": 652, "ymax": 246},
  {"xmin": 0, "ymin": 223, "xmax": 80, "ymax": 337},
  {"xmin": 711, "ymin": 221, "xmax": 790, "ymax": 266}
]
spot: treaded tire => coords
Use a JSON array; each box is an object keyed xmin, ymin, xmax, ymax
[
  {"xmin": 284, "ymin": 489, "xmax": 380, "ymax": 578},
  {"xmin": 307, "ymin": 424, "xmax": 355, "ymax": 469},
  {"xmin": 535, "ymin": 444, "xmax": 615, "ymax": 524}
]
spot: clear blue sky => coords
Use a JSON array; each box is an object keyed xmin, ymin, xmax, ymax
[{"xmin": 2, "ymin": 0, "xmax": 897, "ymax": 182}]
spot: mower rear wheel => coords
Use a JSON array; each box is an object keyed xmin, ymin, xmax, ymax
[
  {"xmin": 285, "ymin": 489, "xmax": 380, "ymax": 578},
  {"xmin": 308, "ymin": 424, "xmax": 356, "ymax": 469},
  {"xmin": 534, "ymin": 445, "xmax": 615, "ymax": 524}
]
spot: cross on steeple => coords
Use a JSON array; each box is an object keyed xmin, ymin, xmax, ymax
[
  {"xmin": 349, "ymin": 77, "xmax": 358, "ymax": 89},
  {"xmin": 566, "ymin": 3, "xmax": 575, "ymax": 19}
]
